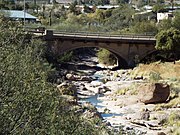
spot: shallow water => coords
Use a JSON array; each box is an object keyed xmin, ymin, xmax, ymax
[
  {"xmin": 101, "ymin": 113, "xmax": 122, "ymax": 118},
  {"xmin": 81, "ymin": 94, "xmax": 104, "ymax": 108},
  {"xmin": 80, "ymin": 93, "xmax": 123, "ymax": 120}
]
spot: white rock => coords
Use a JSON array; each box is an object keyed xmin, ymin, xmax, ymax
[{"xmin": 90, "ymin": 81, "xmax": 103, "ymax": 87}]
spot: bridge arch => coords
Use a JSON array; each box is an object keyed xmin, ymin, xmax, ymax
[{"xmin": 49, "ymin": 41, "xmax": 129, "ymax": 68}]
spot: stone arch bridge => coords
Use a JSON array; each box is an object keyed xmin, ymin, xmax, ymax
[{"xmin": 38, "ymin": 30, "xmax": 156, "ymax": 68}]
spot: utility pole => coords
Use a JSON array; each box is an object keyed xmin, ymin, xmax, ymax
[
  {"xmin": 34, "ymin": 0, "xmax": 36, "ymax": 5},
  {"xmin": 49, "ymin": 9, "xmax": 52, "ymax": 26},
  {"xmin": 23, "ymin": 0, "xmax": 26, "ymax": 29},
  {"xmin": 170, "ymin": 0, "xmax": 174, "ymax": 10}
]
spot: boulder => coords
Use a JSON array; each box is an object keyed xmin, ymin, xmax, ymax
[
  {"xmin": 98, "ymin": 86, "xmax": 111, "ymax": 94},
  {"xmin": 66, "ymin": 73, "xmax": 75, "ymax": 80},
  {"xmin": 138, "ymin": 108, "xmax": 150, "ymax": 120},
  {"xmin": 80, "ymin": 76, "xmax": 93, "ymax": 81},
  {"xmin": 83, "ymin": 110, "xmax": 102, "ymax": 119},
  {"xmin": 57, "ymin": 82, "xmax": 77, "ymax": 97},
  {"xmin": 82, "ymin": 102, "xmax": 103, "ymax": 119},
  {"xmin": 60, "ymin": 95, "xmax": 77, "ymax": 105},
  {"xmin": 90, "ymin": 81, "xmax": 103, "ymax": 87},
  {"xmin": 66, "ymin": 73, "xmax": 92, "ymax": 81},
  {"xmin": 157, "ymin": 132, "xmax": 166, "ymax": 135},
  {"xmin": 138, "ymin": 83, "xmax": 170, "ymax": 104}
]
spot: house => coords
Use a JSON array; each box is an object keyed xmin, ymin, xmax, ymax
[
  {"xmin": 1, "ymin": 10, "xmax": 38, "ymax": 22},
  {"xmin": 96, "ymin": 5, "xmax": 119, "ymax": 10},
  {"xmin": 156, "ymin": 4, "xmax": 180, "ymax": 23},
  {"xmin": 51, "ymin": 0, "xmax": 73, "ymax": 5},
  {"xmin": 157, "ymin": 12, "xmax": 173, "ymax": 22},
  {"xmin": 15, "ymin": 0, "xmax": 50, "ymax": 4},
  {"xmin": 132, "ymin": 10, "xmax": 156, "ymax": 21}
]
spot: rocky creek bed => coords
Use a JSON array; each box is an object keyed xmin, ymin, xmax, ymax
[{"xmin": 57, "ymin": 56, "xmax": 180, "ymax": 135}]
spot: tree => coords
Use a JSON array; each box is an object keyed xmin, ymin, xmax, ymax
[
  {"xmin": 95, "ymin": 9, "xmax": 105, "ymax": 23},
  {"xmin": 52, "ymin": 0, "xmax": 58, "ymax": 5},
  {"xmin": 133, "ymin": 21, "xmax": 158, "ymax": 34},
  {"xmin": 136, "ymin": 0, "xmax": 147, "ymax": 8},
  {"xmin": 0, "ymin": 15, "xmax": 108, "ymax": 134},
  {"xmin": 99, "ymin": 0, "xmax": 110, "ymax": 5},
  {"xmin": 152, "ymin": 4, "xmax": 165, "ymax": 13},
  {"xmin": 157, "ymin": 19, "xmax": 172, "ymax": 31},
  {"xmin": 69, "ymin": 1, "xmax": 80, "ymax": 15},
  {"xmin": 116, "ymin": 0, "xmax": 129, "ymax": 4},
  {"xmin": 97, "ymin": 48, "xmax": 117, "ymax": 65},
  {"xmin": 157, "ymin": 0, "xmax": 165, "ymax": 4},
  {"xmin": 33, "ymin": 0, "xmax": 36, "ymax": 5},
  {"xmin": 0, "ymin": 16, "xmax": 58, "ymax": 134},
  {"xmin": 84, "ymin": 0, "xmax": 110, "ymax": 5},
  {"xmin": 104, "ymin": 5, "xmax": 135, "ymax": 31},
  {"xmin": 0, "ymin": 0, "xmax": 15, "ymax": 10},
  {"xmin": 155, "ymin": 28, "xmax": 180, "ymax": 62},
  {"xmin": 83, "ymin": 4, "xmax": 93, "ymax": 13},
  {"xmin": 173, "ymin": 12, "xmax": 180, "ymax": 30}
]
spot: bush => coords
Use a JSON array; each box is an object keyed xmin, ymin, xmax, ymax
[
  {"xmin": 149, "ymin": 71, "xmax": 162, "ymax": 82},
  {"xmin": 97, "ymin": 48, "xmax": 117, "ymax": 66},
  {"xmin": 133, "ymin": 21, "xmax": 158, "ymax": 34},
  {"xmin": 0, "ymin": 15, "xmax": 109, "ymax": 134},
  {"xmin": 57, "ymin": 51, "xmax": 73, "ymax": 62}
]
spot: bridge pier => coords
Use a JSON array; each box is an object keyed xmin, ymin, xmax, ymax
[{"xmin": 44, "ymin": 30, "xmax": 53, "ymax": 40}]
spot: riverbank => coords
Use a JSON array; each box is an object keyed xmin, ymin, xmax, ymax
[{"xmin": 59, "ymin": 56, "xmax": 180, "ymax": 135}]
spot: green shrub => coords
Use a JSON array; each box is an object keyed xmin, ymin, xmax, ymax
[
  {"xmin": 57, "ymin": 51, "xmax": 73, "ymax": 62},
  {"xmin": 97, "ymin": 48, "xmax": 116, "ymax": 66},
  {"xmin": 0, "ymin": 16, "xmax": 110, "ymax": 135},
  {"xmin": 133, "ymin": 21, "xmax": 158, "ymax": 34},
  {"xmin": 149, "ymin": 71, "xmax": 162, "ymax": 82}
]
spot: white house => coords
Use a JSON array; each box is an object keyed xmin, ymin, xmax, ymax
[
  {"xmin": 157, "ymin": 12, "xmax": 173, "ymax": 23},
  {"xmin": 51, "ymin": 0, "xmax": 73, "ymax": 4}
]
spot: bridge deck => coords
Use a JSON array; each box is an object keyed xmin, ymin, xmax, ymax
[
  {"xmin": 30, "ymin": 30, "xmax": 156, "ymax": 44},
  {"xmin": 53, "ymin": 32, "xmax": 156, "ymax": 44}
]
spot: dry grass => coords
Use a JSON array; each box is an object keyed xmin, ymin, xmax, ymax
[
  {"xmin": 115, "ymin": 83, "xmax": 140, "ymax": 95},
  {"xmin": 131, "ymin": 61, "xmax": 180, "ymax": 81}
]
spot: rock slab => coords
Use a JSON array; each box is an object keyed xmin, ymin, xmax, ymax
[{"xmin": 138, "ymin": 83, "xmax": 170, "ymax": 104}]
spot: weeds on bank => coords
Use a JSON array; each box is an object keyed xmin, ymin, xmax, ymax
[
  {"xmin": 130, "ymin": 61, "xmax": 180, "ymax": 81},
  {"xmin": 160, "ymin": 112, "xmax": 180, "ymax": 135},
  {"xmin": 115, "ymin": 83, "xmax": 140, "ymax": 95}
]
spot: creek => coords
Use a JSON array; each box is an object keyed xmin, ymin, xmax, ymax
[
  {"xmin": 79, "ymin": 72, "xmax": 124, "ymax": 118},
  {"xmin": 62, "ymin": 55, "xmax": 134, "ymax": 128},
  {"xmin": 60, "ymin": 54, "xmax": 153, "ymax": 134},
  {"xmin": 58, "ymin": 53, "xmax": 172, "ymax": 135}
]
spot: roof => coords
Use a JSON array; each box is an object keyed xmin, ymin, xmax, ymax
[
  {"xmin": 1, "ymin": 10, "xmax": 37, "ymax": 19},
  {"xmin": 97, "ymin": 5, "xmax": 119, "ymax": 9},
  {"xmin": 51, "ymin": 0, "xmax": 73, "ymax": 4},
  {"xmin": 135, "ymin": 10, "xmax": 152, "ymax": 15}
]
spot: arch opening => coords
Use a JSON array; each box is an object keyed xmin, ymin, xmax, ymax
[{"xmin": 54, "ymin": 46, "xmax": 128, "ymax": 69}]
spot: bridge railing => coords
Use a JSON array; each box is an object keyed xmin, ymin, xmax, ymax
[
  {"xmin": 27, "ymin": 27, "xmax": 156, "ymax": 40},
  {"xmin": 24, "ymin": 26, "xmax": 45, "ymax": 35},
  {"xmin": 52, "ymin": 30, "xmax": 156, "ymax": 40},
  {"xmin": 53, "ymin": 30, "xmax": 156, "ymax": 36}
]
